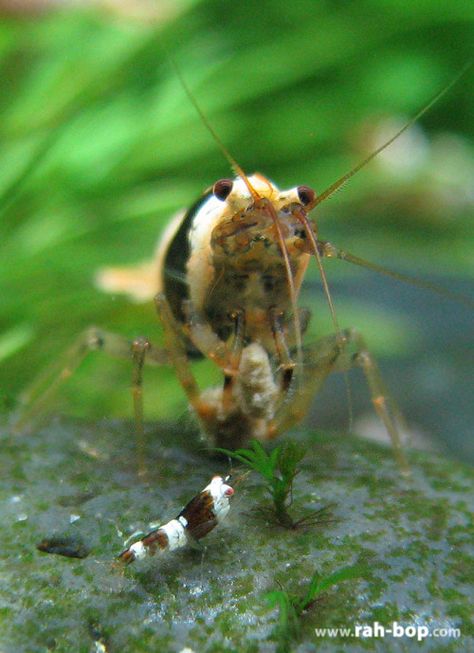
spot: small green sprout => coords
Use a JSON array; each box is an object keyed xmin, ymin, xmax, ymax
[
  {"xmin": 267, "ymin": 565, "xmax": 365, "ymax": 653},
  {"xmin": 217, "ymin": 439, "xmax": 330, "ymax": 528}
]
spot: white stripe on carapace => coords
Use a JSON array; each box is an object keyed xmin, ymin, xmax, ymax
[{"xmin": 160, "ymin": 518, "xmax": 187, "ymax": 551}]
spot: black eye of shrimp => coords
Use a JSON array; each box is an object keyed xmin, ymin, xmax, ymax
[
  {"xmin": 297, "ymin": 185, "xmax": 315, "ymax": 206},
  {"xmin": 213, "ymin": 178, "xmax": 234, "ymax": 201}
]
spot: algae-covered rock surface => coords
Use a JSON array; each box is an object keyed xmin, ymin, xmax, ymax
[{"xmin": 0, "ymin": 419, "xmax": 472, "ymax": 652}]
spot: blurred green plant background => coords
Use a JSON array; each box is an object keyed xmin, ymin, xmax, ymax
[{"xmin": 1, "ymin": 0, "xmax": 472, "ymax": 458}]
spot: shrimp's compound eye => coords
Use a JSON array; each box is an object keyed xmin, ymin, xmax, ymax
[
  {"xmin": 297, "ymin": 185, "xmax": 315, "ymax": 206},
  {"xmin": 213, "ymin": 178, "xmax": 234, "ymax": 201}
]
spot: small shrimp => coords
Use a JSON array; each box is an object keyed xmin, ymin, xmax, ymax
[{"xmin": 118, "ymin": 475, "xmax": 234, "ymax": 564}]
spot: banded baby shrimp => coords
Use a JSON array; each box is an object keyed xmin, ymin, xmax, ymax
[
  {"xmin": 118, "ymin": 474, "xmax": 235, "ymax": 565},
  {"xmin": 11, "ymin": 54, "xmax": 472, "ymax": 475}
]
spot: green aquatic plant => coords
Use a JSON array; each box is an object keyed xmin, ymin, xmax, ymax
[
  {"xmin": 217, "ymin": 439, "xmax": 331, "ymax": 528},
  {"xmin": 267, "ymin": 565, "xmax": 365, "ymax": 653}
]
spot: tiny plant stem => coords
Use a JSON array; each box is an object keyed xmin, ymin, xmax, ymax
[{"xmin": 216, "ymin": 439, "xmax": 307, "ymax": 528}]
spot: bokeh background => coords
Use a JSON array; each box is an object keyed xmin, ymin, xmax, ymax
[{"xmin": 1, "ymin": 0, "xmax": 472, "ymax": 460}]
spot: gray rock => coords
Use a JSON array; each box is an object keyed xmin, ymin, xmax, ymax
[{"xmin": 0, "ymin": 418, "xmax": 472, "ymax": 652}]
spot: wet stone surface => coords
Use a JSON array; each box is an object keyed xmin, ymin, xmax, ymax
[{"xmin": 0, "ymin": 418, "xmax": 472, "ymax": 652}]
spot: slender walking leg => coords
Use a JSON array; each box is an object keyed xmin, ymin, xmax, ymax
[
  {"xmin": 273, "ymin": 328, "xmax": 409, "ymax": 473},
  {"xmin": 269, "ymin": 307, "xmax": 296, "ymax": 392},
  {"xmin": 12, "ymin": 327, "xmax": 168, "ymax": 435},
  {"xmin": 222, "ymin": 309, "xmax": 245, "ymax": 412}
]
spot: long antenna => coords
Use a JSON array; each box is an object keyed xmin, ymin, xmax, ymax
[
  {"xmin": 166, "ymin": 55, "xmax": 260, "ymax": 200},
  {"xmin": 165, "ymin": 50, "xmax": 305, "ymax": 368},
  {"xmin": 320, "ymin": 241, "xmax": 474, "ymax": 309},
  {"xmin": 294, "ymin": 207, "xmax": 353, "ymax": 427},
  {"xmin": 305, "ymin": 62, "xmax": 472, "ymax": 211}
]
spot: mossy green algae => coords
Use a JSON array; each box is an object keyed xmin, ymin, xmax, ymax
[{"xmin": 0, "ymin": 418, "xmax": 472, "ymax": 652}]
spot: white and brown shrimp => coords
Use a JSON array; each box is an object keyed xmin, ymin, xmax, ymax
[{"xmin": 118, "ymin": 475, "xmax": 234, "ymax": 564}]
